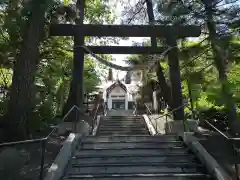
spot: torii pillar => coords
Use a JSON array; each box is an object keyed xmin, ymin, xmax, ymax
[
  {"xmin": 62, "ymin": 0, "xmax": 85, "ymax": 118},
  {"xmin": 167, "ymin": 34, "xmax": 184, "ymax": 120}
]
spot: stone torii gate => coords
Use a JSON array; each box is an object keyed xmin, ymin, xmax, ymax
[{"xmin": 49, "ymin": 0, "xmax": 201, "ymax": 121}]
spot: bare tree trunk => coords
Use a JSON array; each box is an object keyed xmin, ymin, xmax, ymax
[
  {"xmin": 4, "ymin": 1, "xmax": 48, "ymax": 141},
  {"xmin": 145, "ymin": 0, "xmax": 173, "ymax": 109},
  {"xmin": 204, "ymin": 1, "xmax": 237, "ymax": 129}
]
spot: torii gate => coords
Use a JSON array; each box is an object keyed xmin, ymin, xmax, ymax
[{"xmin": 49, "ymin": 0, "xmax": 201, "ymax": 121}]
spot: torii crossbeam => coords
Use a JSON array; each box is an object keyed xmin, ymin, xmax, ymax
[{"xmin": 50, "ymin": 24, "xmax": 200, "ymax": 38}]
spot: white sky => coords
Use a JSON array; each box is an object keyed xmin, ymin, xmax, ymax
[{"xmin": 109, "ymin": 2, "xmax": 147, "ymax": 80}]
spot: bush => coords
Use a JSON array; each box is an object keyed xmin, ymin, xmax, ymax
[{"xmin": 197, "ymin": 107, "xmax": 229, "ymax": 131}]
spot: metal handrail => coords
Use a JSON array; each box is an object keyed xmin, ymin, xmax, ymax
[
  {"xmin": 204, "ymin": 120, "xmax": 240, "ymax": 140},
  {"xmin": 204, "ymin": 120, "xmax": 229, "ymax": 139},
  {"xmin": 104, "ymin": 103, "xmax": 108, "ymax": 116},
  {"xmin": 0, "ymin": 105, "xmax": 88, "ymax": 180},
  {"xmin": 91, "ymin": 103, "xmax": 100, "ymax": 132},
  {"xmin": 91, "ymin": 99, "xmax": 106, "ymax": 132},
  {"xmin": 144, "ymin": 103, "xmax": 152, "ymax": 115},
  {"xmin": 133, "ymin": 105, "xmax": 137, "ymax": 116},
  {"xmin": 203, "ymin": 119, "xmax": 240, "ymax": 180},
  {"xmin": 46, "ymin": 105, "xmax": 85, "ymax": 139},
  {"xmin": 144, "ymin": 102, "xmax": 189, "ymax": 121},
  {"xmin": 144, "ymin": 102, "xmax": 189, "ymax": 133}
]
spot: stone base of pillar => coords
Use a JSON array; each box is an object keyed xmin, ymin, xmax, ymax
[
  {"xmin": 57, "ymin": 120, "xmax": 90, "ymax": 136},
  {"xmin": 165, "ymin": 119, "xmax": 198, "ymax": 134}
]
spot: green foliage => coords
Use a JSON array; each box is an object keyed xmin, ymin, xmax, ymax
[{"xmin": 0, "ymin": 0, "xmax": 116, "ymax": 133}]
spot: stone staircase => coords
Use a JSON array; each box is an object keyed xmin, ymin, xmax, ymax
[
  {"xmin": 96, "ymin": 116, "xmax": 149, "ymax": 136},
  {"xmin": 107, "ymin": 109, "xmax": 134, "ymax": 116},
  {"xmin": 62, "ymin": 115, "xmax": 212, "ymax": 180}
]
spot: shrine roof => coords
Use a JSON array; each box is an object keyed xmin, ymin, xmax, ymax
[{"xmin": 106, "ymin": 80, "xmax": 127, "ymax": 93}]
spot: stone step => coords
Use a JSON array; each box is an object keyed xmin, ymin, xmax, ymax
[
  {"xmin": 101, "ymin": 117, "xmax": 143, "ymax": 119},
  {"xmin": 66, "ymin": 165, "xmax": 205, "ymax": 174},
  {"xmin": 96, "ymin": 132, "xmax": 150, "ymax": 136},
  {"xmin": 80, "ymin": 142, "xmax": 184, "ymax": 149},
  {"xmin": 73, "ymin": 153, "xmax": 193, "ymax": 158},
  {"xmin": 99, "ymin": 124, "xmax": 145, "ymax": 127},
  {"xmin": 83, "ymin": 135, "xmax": 178, "ymax": 143},
  {"xmin": 103, "ymin": 116, "xmax": 142, "ymax": 118},
  {"xmin": 97, "ymin": 128, "xmax": 148, "ymax": 132},
  {"xmin": 79, "ymin": 146, "xmax": 184, "ymax": 150},
  {"xmin": 100, "ymin": 120, "xmax": 144, "ymax": 123},
  {"xmin": 99, "ymin": 121, "xmax": 145, "ymax": 124},
  {"xmin": 98, "ymin": 127, "xmax": 147, "ymax": 130},
  {"xmin": 99, "ymin": 124, "xmax": 146, "ymax": 128},
  {"xmin": 100, "ymin": 120, "xmax": 145, "ymax": 123},
  {"xmin": 82, "ymin": 139, "xmax": 181, "ymax": 144},
  {"xmin": 99, "ymin": 124, "xmax": 146, "ymax": 127},
  {"xmin": 63, "ymin": 173, "xmax": 211, "ymax": 180},
  {"xmin": 71, "ymin": 155, "xmax": 197, "ymax": 164},
  {"xmin": 101, "ymin": 119, "xmax": 143, "ymax": 122},
  {"xmin": 74, "ymin": 148, "xmax": 188, "ymax": 157},
  {"xmin": 71, "ymin": 162, "xmax": 203, "ymax": 168},
  {"xmin": 102, "ymin": 118, "xmax": 143, "ymax": 120},
  {"xmin": 98, "ymin": 125, "xmax": 146, "ymax": 129},
  {"xmin": 101, "ymin": 117, "xmax": 144, "ymax": 120}
]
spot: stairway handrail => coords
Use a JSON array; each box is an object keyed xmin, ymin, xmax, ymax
[
  {"xmin": 144, "ymin": 102, "xmax": 189, "ymax": 121},
  {"xmin": 91, "ymin": 98, "xmax": 106, "ymax": 132},
  {"xmin": 91, "ymin": 103, "xmax": 100, "ymax": 132},
  {"xmin": 145, "ymin": 101, "xmax": 240, "ymax": 139},
  {"xmin": 144, "ymin": 103, "xmax": 152, "ymax": 115},
  {"xmin": 197, "ymin": 118, "xmax": 240, "ymax": 180},
  {"xmin": 144, "ymin": 103, "xmax": 189, "ymax": 133}
]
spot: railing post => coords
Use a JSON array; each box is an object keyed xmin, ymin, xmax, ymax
[
  {"xmin": 92, "ymin": 117, "xmax": 94, "ymax": 133},
  {"xmin": 165, "ymin": 114, "xmax": 168, "ymax": 134},
  {"xmin": 232, "ymin": 143, "xmax": 240, "ymax": 180},
  {"xmin": 39, "ymin": 140, "xmax": 46, "ymax": 180},
  {"xmin": 183, "ymin": 117, "xmax": 186, "ymax": 132},
  {"xmin": 155, "ymin": 116, "xmax": 158, "ymax": 133},
  {"xmin": 74, "ymin": 106, "xmax": 78, "ymax": 133}
]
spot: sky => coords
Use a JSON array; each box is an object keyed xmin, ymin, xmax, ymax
[{"xmin": 106, "ymin": 1, "xmax": 149, "ymax": 80}]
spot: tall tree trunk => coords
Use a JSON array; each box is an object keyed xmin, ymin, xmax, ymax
[
  {"xmin": 4, "ymin": 1, "xmax": 49, "ymax": 141},
  {"xmin": 145, "ymin": 0, "xmax": 173, "ymax": 108},
  {"xmin": 156, "ymin": 64, "xmax": 173, "ymax": 108},
  {"xmin": 203, "ymin": 1, "xmax": 237, "ymax": 129},
  {"xmin": 186, "ymin": 79, "xmax": 195, "ymax": 119}
]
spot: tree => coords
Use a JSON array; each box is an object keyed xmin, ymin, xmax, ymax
[
  {"xmin": 201, "ymin": 0, "xmax": 238, "ymax": 129},
  {"xmin": 3, "ymin": 0, "xmax": 54, "ymax": 140},
  {"xmin": 0, "ymin": 0, "xmax": 116, "ymax": 141}
]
